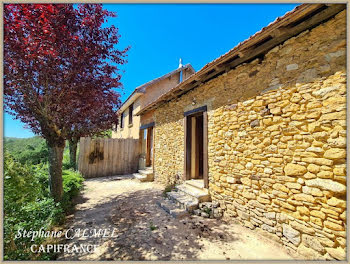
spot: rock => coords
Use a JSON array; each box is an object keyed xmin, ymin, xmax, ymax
[
  {"xmin": 264, "ymin": 168, "xmax": 273, "ymax": 174},
  {"xmin": 333, "ymin": 167, "xmax": 346, "ymax": 176},
  {"xmin": 290, "ymin": 221, "xmax": 315, "ymax": 235},
  {"xmin": 241, "ymin": 177, "xmax": 251, "ymax": 186},
  {"xmin": 306, "ymin": 147, "xmax": 323, "ymax": 153},
  {"xmin": 290, "ymin": 93, "xmax": 302, "ymax": 103},
  {"xmin": 325, "ymin": 50, "xmax": 345, "ymax": 62},
  {"xmin": 320, "ymin": 111, "xmax": 346, "ymax": 121},
  {"xmin": 293, "ymin": 193, "xmax": 315, "ymax": 203},
  {"xmin": 227, "ymin": 176, "xmax": 237, "ymax": 184},
  {"xmin": 317, "ymin": 171, "xmax": 333, "ymax": 179},
  {"xmin": 324, "ymin": 221, "xmax": 344, "ymax": 231},
  {"xmin": 242, "ymin": 191, "xmax": 256, "ymax": 200},
  {"xmin": 237, "ymin": 210, "xmax": 250, "ymax": 220},
  {"xmin": 327, "ymin": 138, "xmax": 346, "ymax": 148},
  {"xmin": 250, "ymin": 119, "xmax": 260, "ymax": 128},
  {"xmin": 273, "ymin": 183, "xmax": 289, "ymax": 193},
  {"xmin": 286, "ymin": 64, "xmax": 299, "ymax": 71},
  {"xmin": 340, "ymin": 211, "xmax": 346, "ymax": 221},
  {"xmin": 312, "ymin": 84, "xmax": 340, "ymax": 97},
  {"xmin": 301, "ymin": 186, "xmax": 323, "ymax": 197},
  {"xmin": 327, "ymin": 197, "xmax": 346, "ymax": 208},
  {"xmin": 310, "ymin": 216, "xmax": 323, "ymax": 226},
  {"xmin": 264, "ymin": 212, "xmax": 276, "ymax": 220},
  {"xmin": 297, "ymin": 206, "xmax": 309, "ymax": 216},
  {"xmin": 243, "ymin": 220, "xmax": 254, "ymax": 229},
  {"xmin": 317, "ymin": 237, "xmax": 335, "ymax": 248},
  {"xmin": 261, "ymin": 224, "xmax": 276, "ymax": 233},
  {"xmin": 282, "ymin": 224, "xmax": 300, "ymax": 246},
  {"xmin": 286, "ymin": 182, "xmax": 301, "ymax": 189},
  {"xmin": 245, "ymin": 162, "xmax": 253, "ymax": 169},
  {"xmin": 284, "ymin": 163, "xmax": 307, "ymax": 176},
  {"xmin": 257, "ymin": 196, "xmax": 270, "ymax": 204},
  {"xmin": 242, "ymin": 99, "xmax": 254, "ymax": 106},
  {"xmin": 270, "ymin": 107, "xmax": 282, "ymax": 115},
  {"xmin": 211, "ymin": 201, "xmax": 220, "ymax": 208},
  {"xmin": 302, "ymin": 157, "xmax": 333, "ymax": 166},
  {"xmin": 193, "ymin": 209, "xmax": 201, "ymax": 216},
  {"xmin": 302, "ymin": 234, "xmax": 325, "ymax": 253},
  {"xmin": 310, "ymin": 210, "xmax": 325, "ymax": 220},
  {"xmin": 305, "ymin": 179, "xmax": 346, "ymax": 194},
  {"xmin": 324, "ymin": 148, "xmax": 346, "ymax": 159},
  {"xmin": 201, "ymin": 212, "xmax": 210, "ymax": 218},
  {"xmin": 325, "ymin": 247, "xmax": 346, "ymax": 260},
  {"xmin": 280, "ymin": 201, "xmax": 295, "ymax": 211},
  {"xmin": 297, "ymin": 244, "xmax": 322, "ymax": 260},
  {"xmin": 277, "ymin": 213, "xmax": 289, "ymax": 223},
  {"xmin": 307, "ymin": 164, "xmax": 320, "ymax": 173}
]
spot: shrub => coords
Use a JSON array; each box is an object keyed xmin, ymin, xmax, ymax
[
  {"xmin": 61, "ymin": 169, "xmax": 84, "ymax": 211},
  {"xmin": 4, "ymin": 153, "xmax": 62, "ymax": 260},
  {"xmin": 4, "ymin": 152, "xmax": 84, "ymax": 260}
]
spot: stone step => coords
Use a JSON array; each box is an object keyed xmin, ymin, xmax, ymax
[
  {"xmin": 185, "ymin": 179, "xmax": 205, "ymax": 190},
  {"xmin": 176, "ymin": 183, "xmax": 211, "ymax": 203},
  {"xmin": 167, "ymin": 191, "xmax": 199, "ymax": 212},
  {"xmin": 138, "ymin": 169, "xmax": 154, "ymax": 175},
  {"xmin": 156, "ymin": 200, "xmax": 189, "ymax": 219},
  {"xmin": 133, "ymin": 173, "xmax": 148, "ymax": 182}
]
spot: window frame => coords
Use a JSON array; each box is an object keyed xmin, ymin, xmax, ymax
[
  {"xmin": 128, "ymin": 103, "xmax": 134, "ymax": 125},
  {"xmin": 120, "ymin": 112, "xmax": 124, "ymax": 129}
]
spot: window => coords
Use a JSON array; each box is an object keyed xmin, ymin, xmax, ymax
[
  {"xmin": 113, "ymin": 122, "xmax": 118, "ymax": 132},
  {"xmin": 129, "ymin": 103, "xmax": 133, "ymax": 125},
  {"xmin": 120, "ymin": 112, "xmax": 124, "ymax": 129}
]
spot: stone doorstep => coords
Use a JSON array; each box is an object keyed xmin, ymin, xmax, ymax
[
  {"xmin": 135, "ymin": 169, "xmax": 154, "ymax": 182},
  {"xmin": 185, "ymin": 179, "xmax": 205, "ymax": 190},
  {"xmin": 167, "ymin": 191, "xmax": 199, "ymax": 212},
  {"xmin": 176, "ymin": 184, "xmax": 211, "ymax": 203},
  {"xmin": 156, "ymin": 200, "xmax": 189, "ymax": 219},
  {"xmin": 138, "ymin": 169, "xmax": 154, "ymax": 175},
  {"xmin": 133, "ymin": 173, "xmax": 148, "ymax": 182}
]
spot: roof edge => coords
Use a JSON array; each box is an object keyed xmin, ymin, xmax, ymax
[
  {"xmin": 136, "ymin": 4, "xmax": 345, "ymax": 116},
  {"xmin": 118, "ymin": 63, "xmax": 196, "ymax": 113}
]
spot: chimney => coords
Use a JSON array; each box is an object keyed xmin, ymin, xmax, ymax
[{"xmin": 178, "ymin": 58, "xmax": 183, "ymax": 68}]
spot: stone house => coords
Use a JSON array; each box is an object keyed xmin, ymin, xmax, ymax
[
  {"xmin": 112, "ymin": 63, "xmax": 195, "ymax": 170},
  {"xmin": 135, "ymin": 4, "xmax": 346, "ymax": 260}
]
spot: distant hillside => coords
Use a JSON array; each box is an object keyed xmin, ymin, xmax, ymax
[{"xmin": 4, "ymin": 136, "xmax": 48, "ymax": 165}]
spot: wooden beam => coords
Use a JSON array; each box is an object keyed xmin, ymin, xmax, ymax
[{"xmin": 203, "ymin": 111, "xmax": 209, "ymax": 189}]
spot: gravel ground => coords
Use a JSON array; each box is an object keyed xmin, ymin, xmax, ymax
[{"xmin": 58, "ymin": 175, "xmax": 297, "ymax": 261}]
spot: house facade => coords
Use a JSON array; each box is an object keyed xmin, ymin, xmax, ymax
[
  {"xmin": 113, "ymin": 63, "xmax": 195, "ymax": 168},
  {"xmin": 136, "ymin": 4, "xmax": 346, "ymax": 260}
]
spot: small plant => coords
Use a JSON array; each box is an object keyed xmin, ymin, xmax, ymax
[
  {"xmin": 204, "ymin": 207, "xmax": 212, "ymax": 215},
  {"xmin": 163, "ymin": 184, "xmax": 175, "ymax": 197},
  {"xmin": 149, "ymin": 222, "xmax": 157, "ymax": 231}
]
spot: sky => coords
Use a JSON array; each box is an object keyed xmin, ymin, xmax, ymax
[{"xmin": 4, "ymin": 3, "xmax": 298, "ymax": 138}]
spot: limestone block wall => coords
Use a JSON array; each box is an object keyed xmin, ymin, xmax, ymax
[{"xmin": 152, "ymin": 11, "xmax": 346, "ymax": 260}]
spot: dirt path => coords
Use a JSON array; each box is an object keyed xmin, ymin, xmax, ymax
[{"xmin": 58, "ymin": 176, "xmax": 297, "ymax": 261}]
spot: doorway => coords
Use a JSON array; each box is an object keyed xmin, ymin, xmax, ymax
[
  {"xmin": 146, "ymin": 126, "xmax": 153, "ymax": 167},
  {"xmin": 140, "ymin": 122, "xmax": 154, "ymax": 169},
  {"xmin": 184, "ymin": 106, "xmax": 208, "ymax": 188}
]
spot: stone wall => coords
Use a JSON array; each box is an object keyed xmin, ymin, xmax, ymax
[{"xmin": 152, "ymin": 11, "xmax": 346, "ymax": 260}]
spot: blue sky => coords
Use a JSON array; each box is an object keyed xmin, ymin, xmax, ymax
[{"xmin": 4, "ymin": 3, "xmax": 298, "ymax": 138}]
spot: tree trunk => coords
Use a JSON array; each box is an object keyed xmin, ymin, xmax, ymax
[
  {"xmin": 48, "ymin": 142, "xmax": 65, "ymax": 202},
  {"xmin": 69, "ymin": 138, "xmax": 79, "ymax": 170}
]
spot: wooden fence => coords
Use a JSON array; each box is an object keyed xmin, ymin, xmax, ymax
[{"xmin": 78, "ymin": 137, "xmax": 139, "ymax": 178}]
